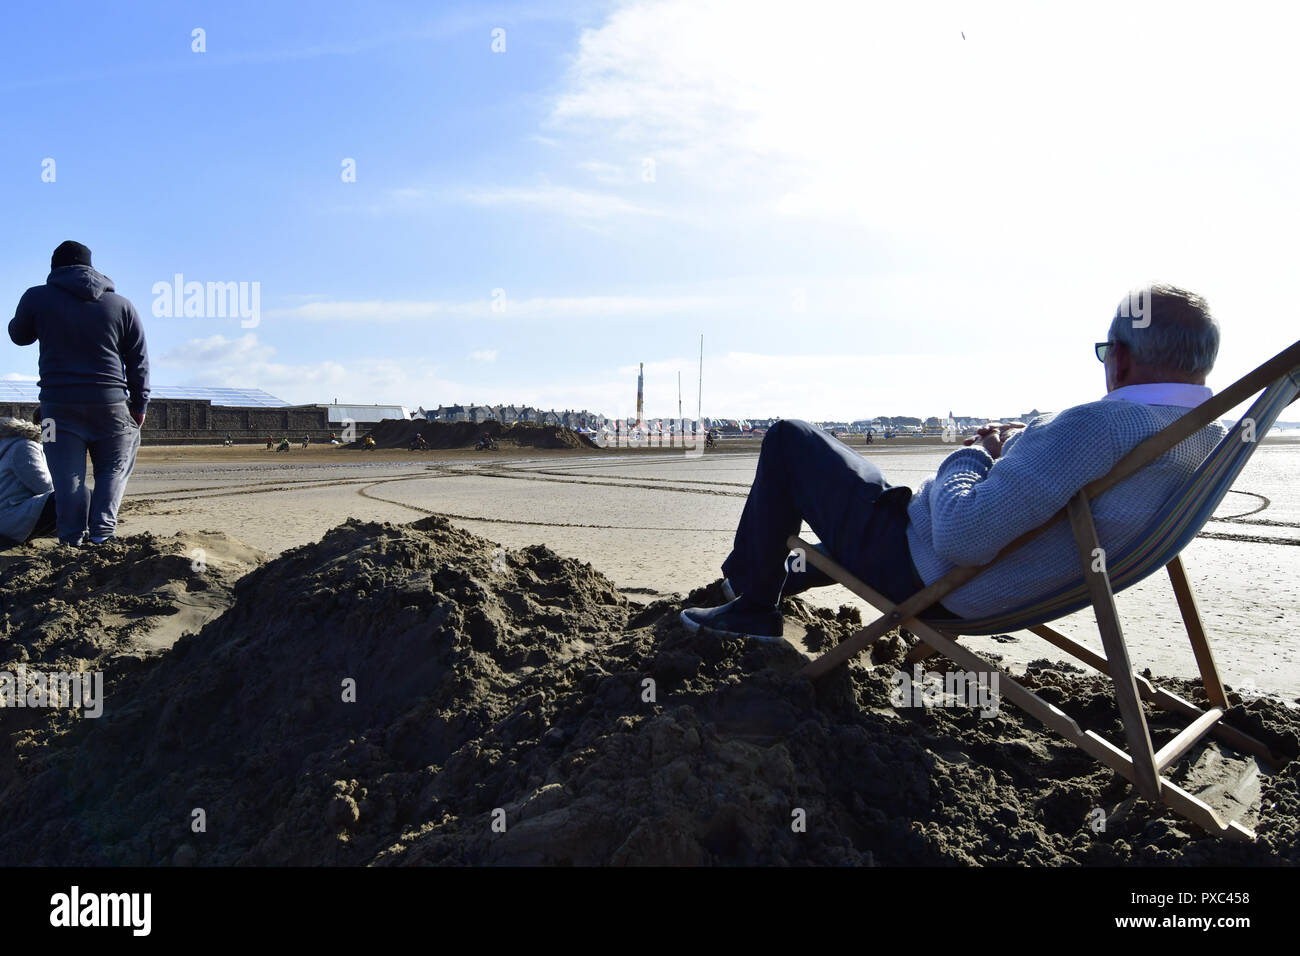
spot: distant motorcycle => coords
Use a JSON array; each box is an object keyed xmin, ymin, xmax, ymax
[{"xmin": 475, "ymin": 435, "xmax": 498, "ymax": 451}]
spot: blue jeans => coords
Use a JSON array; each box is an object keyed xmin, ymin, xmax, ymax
[
  {"xmin": 721, "ymin": 419, "xmax": 951, "ymax": 614},
  {"xmin": 39, "ymin": 401, "xmax": 141, "ymax": 545}
]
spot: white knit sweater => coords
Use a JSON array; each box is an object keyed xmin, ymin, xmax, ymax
[{"xmin": 905, "ymin": 397, "xmax": 1227, "ymax": 619}]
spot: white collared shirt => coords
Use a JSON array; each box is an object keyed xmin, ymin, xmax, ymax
[{"xmin": 1100, "ymin": 382, "xmax": 1211, "ymax": 408}]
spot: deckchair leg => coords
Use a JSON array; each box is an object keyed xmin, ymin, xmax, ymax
[
  {"xmin": 1066, "ymin": 493, "xmax": 1162, "ymax": 803},
  {"xmin": 904, "ymin": 620, "xmax": 1111, "ymax": 670},
  {"xmin": 787, "ymin": 534, "xmax": 959, "ymax": 680},
  {"xmin": 1165, "ymin": 556, "xmax": 1229, "ymax": 709},
  {"xmin": 908, "ymin": 616, "xmax": 1254, "ymax": 842},
  {"xmin": 786, "ymin": 533, "xmax": 1265, "ymax": 837}
]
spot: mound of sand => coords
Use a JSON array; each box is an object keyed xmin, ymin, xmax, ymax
[
  {"xmin": 0, "ymin": 531, "xmax": 263, "ymax": 672},
  {"xmin": 356, "ymin": 419, "xmax": 598, "ymax": 450},
  {"xmin": 0, "ymin": 517, "xmax": 1296, "ymax": 865},
  {"xmin": 0, "ymin": 530, "xmax": 264, "ymax": 773}
]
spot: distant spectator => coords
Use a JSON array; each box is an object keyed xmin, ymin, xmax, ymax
[{"xmin": 8, "ymin": 241, "xmax": 148, "ymax": 546}]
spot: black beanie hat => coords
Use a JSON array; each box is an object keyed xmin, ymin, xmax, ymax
[{"xmin": 51, "ymin": 241, "xmax": 92, "ymax": 269}]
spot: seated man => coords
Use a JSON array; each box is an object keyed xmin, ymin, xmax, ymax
[{"xmin": 681, "ymin": 284, "xmax": 1228, "ymax": 640}]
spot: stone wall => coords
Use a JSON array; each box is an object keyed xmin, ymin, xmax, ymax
[{"xmin": 0, "ymin": 399, "xmax": 332, "ymax": 444}]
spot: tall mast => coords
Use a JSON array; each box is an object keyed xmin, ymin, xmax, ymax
[
  {"xmin": 636, "ymin": 362, "xmax": 644, "ymax": 427},
  {"xmin": 697, "ymin": 334, "xmax": 703, "ymax": 426}
]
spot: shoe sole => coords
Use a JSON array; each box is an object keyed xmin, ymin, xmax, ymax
[{"xmin": 679, "ymin": 609, "xmax": 785, "ymax": 643}]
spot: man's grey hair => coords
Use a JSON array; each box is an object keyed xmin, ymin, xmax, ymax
[{"xmin": 1108, "ymin": 284, "xmax": 1220, "ymax": 376}]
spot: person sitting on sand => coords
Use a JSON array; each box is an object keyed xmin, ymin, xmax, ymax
[
  {"xmin": 0, "ymin": 412, "xmax": 57, "ymax": 544},
  {"xmin": 681, "ymin": 285, "xmax": 1229, "ymax": 640},
  {"xmin": 277, "ymin": 437, "xmax": 290, "ymax": 452}
]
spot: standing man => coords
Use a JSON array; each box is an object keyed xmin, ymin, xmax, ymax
[{"xmin": 8, "ymin": 241, "xmax": 149, "ymax": 546}]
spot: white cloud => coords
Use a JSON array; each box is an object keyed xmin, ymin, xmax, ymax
[
  {"xmin": 462, "ymin": 183, "xmax": 663, "ymax": 219},
  {"xmin": 552, "ymin": 1, "xmax": 1300, "ymax": 232},
  {"xmin": 546, "ymin": 2, "xmax": 1300, "ymax": 306},
  {"xmin": 266, "ymin": 293, "xmax": 724, "ymax": 322},
  {"xmin": 516, "ymin": 0, "xmax": 1300, "ymax": 413},
  {"xmin": 161, "ymin": 334, "xmax": 348, "ymax": 397},
  {"xmin": 577, "ymin": 159, "xmax": 635, "ymax": 185},
  {"xmin": 596, "ymin": 349, "xmax": 1086, "ymax": 421},
  {"xmin": 469, "ymin": 349, "xmax": 498, "ymax": 362}
]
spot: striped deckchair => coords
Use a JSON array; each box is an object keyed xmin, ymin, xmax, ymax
[{"xmin": 791, "ymin": 339, "xmax": 1300, "ymax": 840}]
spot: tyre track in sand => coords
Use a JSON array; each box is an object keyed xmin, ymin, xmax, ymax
[{"xmin": 125, "ymin": 457, "xmax": 1297, "ymax": 544}]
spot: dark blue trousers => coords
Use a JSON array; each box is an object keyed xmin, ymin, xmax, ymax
[{"xmin": 721, "ymin": 419, "xmax": 925, "ymax": 610}]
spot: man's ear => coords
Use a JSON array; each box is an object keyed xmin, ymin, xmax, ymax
[{"xmin": 1111, "ymin": 341, "xmax": 1133, "ymax": 386}]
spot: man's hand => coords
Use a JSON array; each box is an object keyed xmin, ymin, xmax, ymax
[{"xmin": 962, "ymin": 421, "xmax": 1025, "ymax": 459}]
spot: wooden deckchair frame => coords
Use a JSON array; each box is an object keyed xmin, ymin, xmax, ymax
[{"xmin": 790, "ymin": 339, "xmax": 1300, "ymax": 841}]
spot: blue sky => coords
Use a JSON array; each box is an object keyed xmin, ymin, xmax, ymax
[{"xmin": 3, "ymin": 0, "xmax": 1298, "ymax": 422}]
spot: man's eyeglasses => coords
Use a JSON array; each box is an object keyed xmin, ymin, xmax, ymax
[{"xmin": 1095, "ymin": 341, "xmax": 1114, "ymax": 362}]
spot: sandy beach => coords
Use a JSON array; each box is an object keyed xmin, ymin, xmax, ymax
[
  {"xmin": 122, "ymin": 436, "xmax": 1300, "ymax": 700},
  {"xmin": 1, "ymin": 435, "xmax": 1296, "ymax": 866}
]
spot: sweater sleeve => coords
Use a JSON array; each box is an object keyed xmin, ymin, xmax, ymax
[
  {"xmin": 119, "ymin": 302, "xmax": 151, "ymax": 415},
  {"xmin": 8, "ymin": 290, "xmax": 37, "ymax": 346},
  {"xmin": 10, "ymin": 441, "xmax": 54, "ymax": 495},
  {"xmin": 926, "ymin": 406, "xmax": 1122, "ymax": 567}
]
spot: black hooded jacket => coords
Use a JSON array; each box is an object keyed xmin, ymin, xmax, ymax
[{"xmin": 8, "ymin": 265, "xmax": 150, "ymax": 415}]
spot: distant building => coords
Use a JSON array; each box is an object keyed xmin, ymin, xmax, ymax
[
  {"xmin": 422, "ymin": 405, "xmax": 461, "ymax": 422},
  {"xmin": 316, "ymin": 403, "xmax": 410, "ymax": 426},
  {"xmin": 0, "ymin": 382, "xmax": 292, "ymax": 407}
]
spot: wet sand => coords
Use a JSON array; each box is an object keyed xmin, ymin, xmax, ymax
[{"xmin": 118, "ymin": 436, "xmax": 1300, "ymax": 701}]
